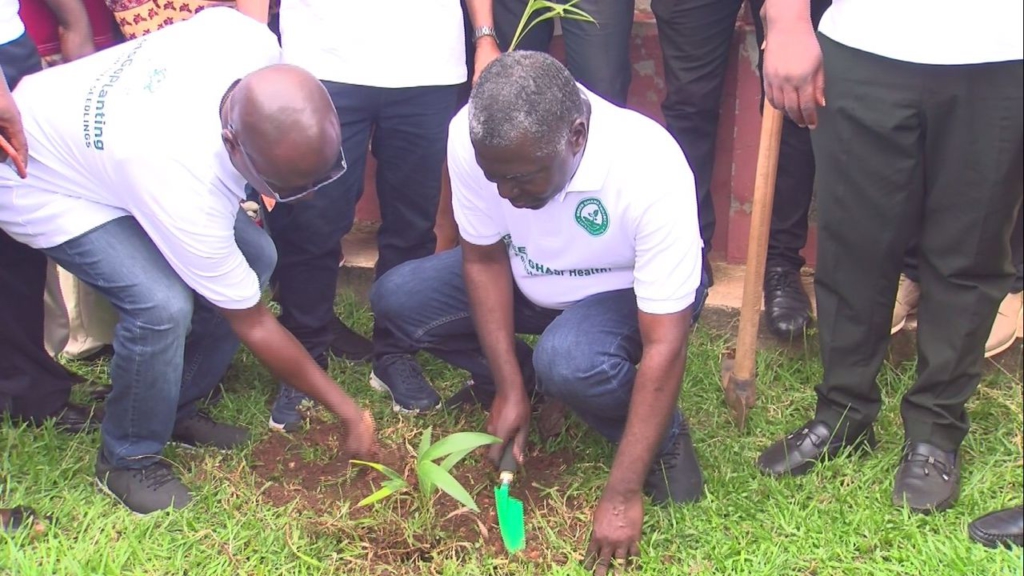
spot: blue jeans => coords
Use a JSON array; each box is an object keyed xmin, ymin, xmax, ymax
[
  {"xmin": 493, "ymin": 0, "xmax": 635, "ymax": 106},
  {"xmin": 264, "ymin": 82, "xmax": 457, "ymax": 368},
  {"xmin": 371, "ymin": 248, "xmax": 707, "ymax": 453},
  {"xmin": 42, "ymin": 211, "xmax": 277, "ymax": 468}
]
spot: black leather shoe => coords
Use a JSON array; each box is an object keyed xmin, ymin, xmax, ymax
[
  {"xmin": 1, "ymin": 507, "xmax": 48, "ymax": 534},
  {"xmin": 328, "ymin": 316, "xmax": 373, "ymax": 363},
  {"xmin": 892, "ymin": 442, "xmax": 960, "ymax": 514},
  {"xmin": 756, "ymin": 419, "xmax": 877, "ymax": 477},
  {"xmin": 763, "ymin": 267, "xmax": 813, "ymax": 340},
  {"xmin": 23, "ymin": 403, "xmax": 103, "ymax": 434},
  {"xmin": 969, "ymin": 506, "xmax": 1023, "ymax": 549}
]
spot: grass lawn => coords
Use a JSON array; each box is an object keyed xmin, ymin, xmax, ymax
[{"xmin": 2, "ymin": 295, "xmax": 1022, "ymax": 575}]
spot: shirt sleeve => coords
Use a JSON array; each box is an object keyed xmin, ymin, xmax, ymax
[
  {"xmin": 632, "ymin": 158, "xmax": 704, "ymax": 315},
  {"xmin": 119, "ymin": 159, "xmax": 262, "ymax": 310},
  {"xmin": 447, "ymin": 110, "xmax": 507, "ymax": 246}
]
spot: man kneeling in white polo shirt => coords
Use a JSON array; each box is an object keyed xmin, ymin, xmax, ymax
[{"xmin": 371, "ymin": 51, "xmax": 708, "ymax": 564}]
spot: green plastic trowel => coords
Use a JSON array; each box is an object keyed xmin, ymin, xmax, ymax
[{"xmin": 495, "ymin": 443, "xmax": 526, "ymax": 554}]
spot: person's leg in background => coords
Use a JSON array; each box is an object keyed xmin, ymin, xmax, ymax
[
  {"xmin": 0, "ymin": 31, "xmax": 98, "ymax": 433},
  {"xmin": 264, "ymin": 82, "xmax": 374, "ymax": 431},
  {"xmin": 558, "ymin": 0, "xmax": 634, "ymax": 106},
  {"xmin": 493, "ymin": 0, "xmax": 554, "ymax": 54},
  {"xmin": 894, "ymin": 58, "xmax": 1023, "ymax": 513},
  {"xmin": 891, "ymin": 241, "xmax": 922, "ymax": 334},
  {"xmin": 366, "ymin": 84, "xmax": 458, "ymax": 413},
  {"xmin": 651, "ymin": 0, "xmax": 745, "ymax": 287},
  {"xmin": 984, "ymin": 204, "xmax": 1022, "ymax": 357},
  {"xmin": 749, "ymin": 0, "xmax": 830, "ymax": 340},
  {"xmin": 756, "ymin": 34, "xmax": 926, "ymax": 478}
]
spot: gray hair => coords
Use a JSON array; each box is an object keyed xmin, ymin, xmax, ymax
[{"xmin": 468, "ymin": 51, "xmax": 588, "ymax": 157}]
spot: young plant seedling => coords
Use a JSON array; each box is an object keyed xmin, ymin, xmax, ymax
[
  {"xmin": 351, "ymin": 427, "xmax": 501, "ymax": 512},
  {"xmin": 508, "ymin": 0, "xmax": 597, "ymax": 51}
]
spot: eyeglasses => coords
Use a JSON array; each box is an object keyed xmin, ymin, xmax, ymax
[{"xmin": 229, "ymin": 124, "xmax": 347, "ymax": 204}]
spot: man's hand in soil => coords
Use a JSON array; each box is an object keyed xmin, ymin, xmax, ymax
[
  {"xmin": 584, "ymin": 307, "xmax": 692, "ymax": 573},
  {"xmin": 585, "ymin": 489, "xmax": 643, "ymax": 575},
  {"xmin": 762, "ymin": 0, "xmax": 824, "ymax": 128},
  {"xmin": 0, "ymin": 74, "xmax": 28, "ymax": 178},
  {"xmin": 219, "ymin": 304, "xmax": 378, "ymax": 460},
  {"xmin": 486, "ymin": 387, "xmax": 530, "ymax": 465},
  {"xmin": 461, "ymin": 237, "xmax": 530, "ymax": 465}
]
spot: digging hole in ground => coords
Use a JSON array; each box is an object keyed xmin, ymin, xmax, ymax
[{"xmin": 249, "ymin": 420, "xmax": 585, "ymax": 567}]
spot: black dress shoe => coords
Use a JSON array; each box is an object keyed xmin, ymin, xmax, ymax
[
  {"xmin": 1, "ymin": 507, "xmax": 48, "ymax": 533},
  {"xmin": 969, "ymin": 506, "xmax": 1023, "ymax": 549},
  {"xmin": 328, "ymin": 316, "xmax": 373, "ymax": 363},
  {"xmin": 756, "ymin": 419, "xmax": 877, "ymax": 477},
  {"xmin": 51, "ymin": 403, "xmax": 103, "ymax": 434},
  {"xmin": 763, "ymin": 267, "xmax": 813, "ymax": 340},
  {"xmin": 892, "ymin": 441, "xmax": 960, "ymax": 514}
]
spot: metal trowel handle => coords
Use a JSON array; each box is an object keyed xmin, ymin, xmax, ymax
[{"xmin": 498, "ymin": 442, "xmax": 518, "ymax": 485}]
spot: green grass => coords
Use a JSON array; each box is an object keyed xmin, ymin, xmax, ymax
[{"xmin": 2, "ymin": 294, "xmax": 1022, "ymax": 575}]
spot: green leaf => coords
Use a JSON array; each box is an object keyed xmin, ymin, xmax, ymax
[
  {"xmin": 418, "ymin": 426, "xmax": 433, "ymax": 459},
  {"xmin": 357, "ymin": 483, "xmax": 397, "ymax": 507},
  {"xmin": 350, "ymin": 460, "xmax": 405, "ymax": 484},
  {"xmin": 421, "ymin": 432, "xmax": 501, "ymax": 463},
  {"xmin": 439, "ymin": 446, "xmax": 476, "ymax": 473},
  {"xmin": 418, "ymin": 461, "xmax": 481, "ymax": 513}
]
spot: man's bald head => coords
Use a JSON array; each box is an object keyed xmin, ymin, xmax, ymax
[{"xmin": 221, "ymin": 64, "xmax": 342, "ymax": 199}]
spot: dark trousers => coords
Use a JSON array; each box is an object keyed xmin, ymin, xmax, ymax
[
  {"xmin": 0, "ymin": 33, "xmax": 73, "ymax": 421},
  {"xmin": 905, "ymin": 205, "xmax": 1024, "ymax": 294},
  {"xmin": 371, "ymin": 248, "xmax": 708, "ymax": 453},
  {"xmin": 492, "ymin": 0, "xmax": 635, "ymax": 105},
  {"xmin": 651, "ymin": 0, "xmax": 829, "ymax": 271},
  {"xmin": 811, "ymin": 36, "xmax": 1024, "ymax": 451},
  {"xmin": 265, "ymin": 82, "xmax": 457, "ymax": 367}
]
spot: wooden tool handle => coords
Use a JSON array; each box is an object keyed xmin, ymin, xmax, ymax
[{"xmin": 734, "ymin": 105, "xmax": 785, "ymax": 379}]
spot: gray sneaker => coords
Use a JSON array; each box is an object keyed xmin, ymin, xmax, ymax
[
  {"xmin": 172, "ymin": 413, "xmax": 249, "ymax": 450},
  {"xmin": 95, "ymin": 453, "xmax": 192, "ymax": 515}
]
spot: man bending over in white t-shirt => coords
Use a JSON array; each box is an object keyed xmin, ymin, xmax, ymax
[
  {"xmin": 371, "ymin": 51, "xmax": 708, "ymax": 570},
  {"xmin": 0, "ymin": 8, "xmax": 376, "ymax": 515}
]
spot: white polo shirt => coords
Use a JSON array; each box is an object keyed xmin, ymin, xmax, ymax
[
  {"xmin": 279, "ymin": 0, "xmax": 467, "ymax": 88},
  {"xmin": 0, "ymin": 8, "xmax": 281, "ymax": 310},
  {"xmin": 819, "ymin": 0, "xmax": 1023, "ymax": 65},
  {"xmin": 0, "ymin": 0, "xmax": 24, "ymax": 46},
  {"xmin": 448, "ymin": 87, "xmax": 703, "ymax": 315}
]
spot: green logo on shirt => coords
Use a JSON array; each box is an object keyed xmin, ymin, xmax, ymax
[{"xmin": 575, "ymin": 198, "xmax": 609, "ymax": 236}]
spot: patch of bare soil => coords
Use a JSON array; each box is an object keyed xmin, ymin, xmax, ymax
[{"xmin": 249, "ymin": 421, "xmax": 586, "ymax": 569}]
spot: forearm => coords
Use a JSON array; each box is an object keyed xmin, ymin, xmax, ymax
[
  {"xmin": 223, "ymin": 304, "xmax": 362, "ymax": 420},
  {"xmin": 462, "ymin": 247, "xmax": 525, "ymax": 397},
  {"xmin": 465, "ymin": 0, "xmax": 494, "ymax": 30},
  {"xmin": 235, "ymin": 0, "xmax": 270, "ymax": 24},
  {"xmin": 42, "ymin": 0, "xmax": 92, "ymax": 34},
  {"xmin": 605, "ymin": 329, "xmax": 689, "ymax": 496},
  {"xmin": 764, "ymin": 0, "xmax": 813, "ymax": 33}
]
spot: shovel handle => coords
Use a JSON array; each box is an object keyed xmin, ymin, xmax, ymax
[{"xmin": 498, "ymin": 442, "xmax": 518, "ymax": 480}]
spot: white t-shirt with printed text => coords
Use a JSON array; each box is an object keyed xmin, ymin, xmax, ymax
[
  {"xmin": 0, "ymin": 7, "xmax": 281, "ymax": 310},
  {"xmin": 448, "ymin": 87, "xmax": 703, "ymax": 315},
  {"xmin": 279, "ymin": 0, "xmax": 467, "ymax": 89},
  {"xmin": 819, "ymin": 0, "xmax": 1023, "ymax": 65}
]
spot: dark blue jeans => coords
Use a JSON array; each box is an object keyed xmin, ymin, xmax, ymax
[
  {"xmin": 371, "ymin": 248, "xmax": 707, "ymax": 454},
  {"xmin": 264, "ymin": 82, "xmax": 458, "ymax": 368},
  {"xmin": 41, "ymin": 212, "xmax": 277, "ymax": 468},
  {"xmin": 493, "ymin": 0, "xmax": 635, "ymax": 106}
]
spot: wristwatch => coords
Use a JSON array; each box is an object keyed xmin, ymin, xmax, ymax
[{"xmin": 473, "ymin": 25, "xmax": 498, "ymax": 43}]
